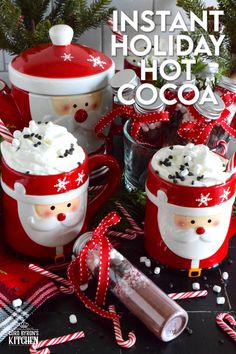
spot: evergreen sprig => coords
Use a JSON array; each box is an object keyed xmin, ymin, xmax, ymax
[
  {"xmin": 177, "ymin": 0, "xmax": 234, "ymax": 74},
  {"xmin": 0, "ymin": 0, "xmax": 115, "ymax": 54}
]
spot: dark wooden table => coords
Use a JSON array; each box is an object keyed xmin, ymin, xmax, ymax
[{"xmin": 1, "ymin": 233, "xmax": 235, "ymax": 354}]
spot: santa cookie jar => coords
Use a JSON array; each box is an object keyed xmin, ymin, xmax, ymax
[
  {"xmin": 0, "ymin": 121, "xmax": 120, "ymax": 262},
  {"xmin": 0, "ymin": 24, "xmax": 114, "ymax": 156},
  {"xmin": 145, "ymin": 144, "xmax": 236, "ymax": 277}
]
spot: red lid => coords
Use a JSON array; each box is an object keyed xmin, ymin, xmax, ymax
[{"xmin": 9, "ymin": 25, "xmax": 115, "ymax": 95}]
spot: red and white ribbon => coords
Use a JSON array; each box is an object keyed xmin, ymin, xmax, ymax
[
  {"xmin": 95, "ymin": 105, "xmax": 169, "ymax": 146},
  {"xmin": 67, "ymin": 212, "xmax": 121, "ymax": 321},
  {"xmin": 216, "ymin": 313, "xmax": 236, "ymax": 342},
  {"xmin": 109, "ymin": 305, "xmax": 136, "ymax": 348},
  {"xmin": 29, "ymin": 331, "xmax": 85, "ymax": 354},
  {"xmin": 177, "ymin": 105, "xmax": 236, "ymax": 144},
  {"xmin": 216, "ymin": 86, "xmax": 236, "ymax": 107},
  {"xmin": 168, "ymin": 290, "xmax": 208, "ymax": 300},
  {"xmin": 107, "ymin": 18, "xmax": 132, "ymax": 53},
  {"xmin": 29, "ymin": 264, "xmax": 74, "ymax": 295},
  {"xmin": 0, "ymin": 118, "xmax": 13, "ymax": 143}
]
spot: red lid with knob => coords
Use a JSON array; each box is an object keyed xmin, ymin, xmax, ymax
[{"xmin": 9, "ymin": 24, "xmax": 115, "ymax": 95}]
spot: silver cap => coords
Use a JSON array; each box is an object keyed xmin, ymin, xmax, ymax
[
  {"xmin": 134, "ymin": 87, "xmax": 165, "ymax": 114},
  {"xmin": 218, "ymin": 76, "xmax": 236, "ymax": 93},
  {"xmin": 194, "ymin": 92, "xmax": 225, "ymax": 120}
]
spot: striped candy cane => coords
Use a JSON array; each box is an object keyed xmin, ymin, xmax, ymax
[
  {"xmin": 216, "ymin": 313, "xmax": 236, "ymax": 342},
  {"xmin": 29, "ymin": 264, "xmax": 74, "ymax": 294},
  {"xmin": 226, "ymin": 151, "xmax": 236, "ymax": 172},
  {"xmin": 115, "ymin": 202, "xmax": 143, "ymax": 233},
  {"xmin": 106, "ymin": 230, "xmax": 137, "ymax": 240},
  {"xmin": 168, "ymin": 290, "xmax": 208, "ymax": 300},
  {"xmin": 0, "ymin": 119, "xmax": 13, "ymax": 143},
  {"xmin": 106, "ymin": 18, "xmax": 132, "ymax": 53},
  {"xmin": 109, "ymin": 305, "xmax": 136, "ymax": 348},
  {"xmin": 29, "ymin": 331, "xmax": 85, "ymax": 354}
]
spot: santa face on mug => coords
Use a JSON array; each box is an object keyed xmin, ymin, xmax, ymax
[
  {"xmin": 15, "ymin": 182, "xmax": 87, "ymax": 249},
  {"xmin": 157, "ymin": 190, "xmax": 233, "ymax": 261}
]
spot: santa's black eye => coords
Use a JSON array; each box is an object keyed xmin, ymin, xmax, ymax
[
  {"xmin": 73, "ymin": 104, "xmax": 77, "ymax": 108},
  {"xmin": 133, "ymin": 59, "xmax": 136, "ymax": 62},
  {"xmin": 191, "ymin": 220, "xmax": 195, "ymax": 224},
  {"xmin": 85, "ymin": 102, "xmax": 88, "ymax": 107},
  {"xmin": 208, "ymin": 219, "xmax": 212, "ymax": 223},
  {"xmin": 67, "ymin": 203, "xmax": 71, "ymax": 208},
  {"xmin": 50, "ymin": 206, "xmax": 55, "ymax": 210}
]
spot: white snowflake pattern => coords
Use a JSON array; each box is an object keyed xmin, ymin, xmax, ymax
[
  {"xmin": 219, "ymin": 188, "xmax": 231, "ymax": 202},
  {"xmin": 54, "ymin": 177, "xmax": 69, "ymax": 192},
  {"xmin": 196, "ymin": 193, "xmax": 213, "ymax": 206},
  {"xmin": 76, "ymin": 170, "xmax": 85, "ymax": 185},
  {"xmin": 61, "ymin": 53, "xmax": 74, "ymax": 61},
  {"xmin": 87, "ymin": 55, "xmax": 106, "ymax": 69}
]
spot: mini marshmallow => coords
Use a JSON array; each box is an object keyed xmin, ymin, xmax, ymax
[
  {"xmin": 140, "ymin": 256, "xmax": 147, "ymax": 263},
  {"xmin": 192, "ymin": 282, "xmax": 200, "ymax": 290},
  {"xmin": 145, "ymin": 258, "xmax": 151, "ymax": 267},
  {"xmin": 154, "ymin": 267, "xmax": 161, "ymax": 275},
  {"xmin": 216, "ymin": 297, "xmax": 225, "ymax": 305},
  {"xmin": 222, "ymin": 272, "xmax": 229, "ymax": 280},
  {"xmin": 69, "ymin": 314, "xmax": 78, "ymax": 324},
  {"xmin": 213, "ymin": 285, "xmax": 221, "ymax": 293},
  {"xmin": 80, "ymin": 283, "xmax": 88, "ymax": 291},
  {"xmin": 12, "ymin": 298, "xmax": 22, "ymax": 308},
  {"xmin": 180, "ymin": 169, "xmax": 189, "ymax": 177}
]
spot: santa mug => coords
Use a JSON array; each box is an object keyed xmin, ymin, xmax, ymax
[
  {"xmin": 1, "ymin": 153, "xmax": 120, "ymax": 262},
  {"xmin": 145, "ymin": 160, "xmax": 236, "ymax": 277}
]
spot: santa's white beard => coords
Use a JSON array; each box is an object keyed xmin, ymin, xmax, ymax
[
  {"xmin": 157, "ymin": 208, "xmax": 231, "ymax": 260},
  {"xmin": 17, "ymin": 198, "xmax": 87, "ymax": 248}
]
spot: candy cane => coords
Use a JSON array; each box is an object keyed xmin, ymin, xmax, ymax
[
  {"xmin": 109, "ymin": 305, "xmax": 136, "ymax": 348},
  {"xmin": 216, "ymin": 313, "xmax": 236, "ymax": 342},
  {"xmin": 29, "ymin": 264, "xmax": 74, "ymax": 294},
  {"xmin": 106, "ymin": 18, "xmax": 132, "ymax": 53},
  {"xmin": 226, "ymin": 151, "xmax": 236, "ymax": 172},
  {"xmin": 106, "ymin": 230, "xmax": 137, "ymax": 240},
  {"xmin": 115, "ymin": 202, "xmax": 143, "ymax": 233},
  {"xmin": 0, "ymin": 119, "xmax": 13, "ymax": 143},
  {"xmin": 168, "ymin": 290, "xmax": 208, "ymax": 300},
  {"xmin": 29, "ymin": 331, "xmax": 85, "ymax": 354}
]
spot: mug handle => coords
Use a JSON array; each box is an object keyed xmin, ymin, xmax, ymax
[
  {"xmin": 228, "ymin": 215, "xmax": 236, "ymax": 239},
  {"xmin": 86, "ymin": 154, "xmax": 121, "ymax": 221}
]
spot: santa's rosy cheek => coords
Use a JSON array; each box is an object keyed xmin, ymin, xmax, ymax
[
  {"xmin": 72, "ymin": 206, "xmax": 78, "ymax": 212},
  {"xmin": 213, "ymin": 220, "xmax": 220, "ymax": 226},
  {"xmin": 61, "ymin": 104, "xmax": 71, "ymax": 113},
  {"xmin": 43, "ymin": 211, "xmax": 53, "ymax": 218},
  {"xmin": 175, "ymin": 220, "xmax": 188, "ymax": 228},
  {"xmin": 92, "ymin": 102, "xmax": 98, "ymax": 110}
]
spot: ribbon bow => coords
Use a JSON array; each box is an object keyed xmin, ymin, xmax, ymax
[
  {"xmin": 95, "ymin": 105, "xmax": 169, "ymax": 141},
  {"xmin": 216, "ymin": 86, "xmax": 236, "ymax": 107},
  {"xmin": 177, "ymin": 105, "xmax": 236, "ymax": 144},
  {"xmin": 67, "ymin": 212, "xmax": 121, "ymax": 320}
]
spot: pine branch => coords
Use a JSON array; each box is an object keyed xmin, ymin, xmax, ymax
[
  {"xmin": 177, "ymin": 0, "xmax": 206, "ymax": 18},
  {"xmin": 0, "ymin": 0, "xmax": 115, "ymax": 54}
]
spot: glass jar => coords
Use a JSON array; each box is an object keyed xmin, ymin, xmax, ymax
[{"xmin": 73, "ymin": 232, "xmax": 188, "ymax": 342}]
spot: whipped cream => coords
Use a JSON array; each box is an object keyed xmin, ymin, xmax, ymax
[
  {"xmin": 1, "ymin": 121, "xmax": 85, "ymax": 175},
  {"xmin": 151, "ymin": 144, "xmax": 231, "ymax": 187}
]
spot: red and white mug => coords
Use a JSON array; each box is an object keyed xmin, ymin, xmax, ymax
[
  {"xmin": 1, "ymin": 153, "xmax": 120, "ymax": 261},
  {"xmin": 145, "ymin": 159, "xmax": 236, "ymax": 277}
]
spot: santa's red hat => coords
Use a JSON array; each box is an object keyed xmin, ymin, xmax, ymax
[
  {"xmin": 1, "ymin": 158, "xmax": 89, "ymax": 204},
  {"xmin": 146, "ymin": 163, "xmax": 236, "ymax": 215}
]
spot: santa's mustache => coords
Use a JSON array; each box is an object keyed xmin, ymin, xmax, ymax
[
  {"xmin": 172, "ymin": 228, "xmax": 221, "ymax": 244},
  {"xmin": 28, "ymin": 210, "xmax": 85, "ymax": 232}
]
